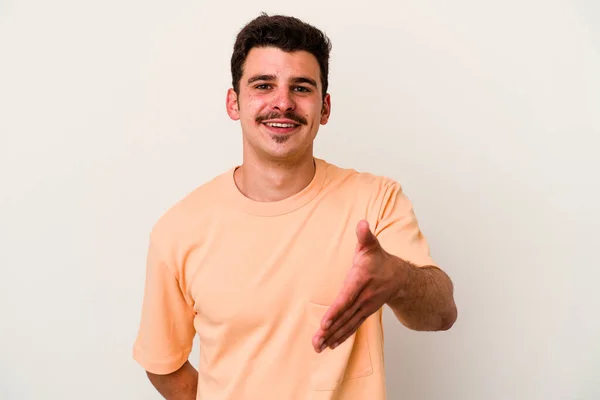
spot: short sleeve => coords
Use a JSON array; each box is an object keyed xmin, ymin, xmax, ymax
[
  {"xmin": 373, "ymin": 181, "xmax": 436, "ymax": 268},
  {"xmin": 132, "ymin": 236, "xmax": 196, "ymax": 375}
]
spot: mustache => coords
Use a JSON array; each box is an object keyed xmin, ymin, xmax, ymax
[{"xmin": 255, "ymin": 111, "xmax": 307, "ymax": 126}]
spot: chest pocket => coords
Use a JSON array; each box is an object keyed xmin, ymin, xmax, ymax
[{"xmin": 305, "ymin": 302, "xmax": 373, "ymax": 391}]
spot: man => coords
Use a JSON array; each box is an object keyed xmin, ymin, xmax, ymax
[{"xmin": 133, "ymin": 13, "xmax": 457, "ymax": 400}]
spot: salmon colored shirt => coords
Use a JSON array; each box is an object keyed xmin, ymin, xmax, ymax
[{"xmin": 133, "ymin": 158, "xmax": 436, "ymax": 400}]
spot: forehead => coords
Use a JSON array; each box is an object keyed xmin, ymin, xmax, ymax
[{"xmin": 242, "ymin": 47, "xmax": 321, "ymax": 83}]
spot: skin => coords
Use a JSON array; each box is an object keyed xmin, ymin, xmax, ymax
[
  {"xmin": 145, "ymin": 46, "xmax": 332, "ymax": 399},
  {"xmin": 311, "ymin": 220, "xmax": 457, "ymax": 353},
  {"xmin": 225, "ymin": 46, "xmax": 331, "ymax": 203},
  {"xmin": 226, "ymin": 46, "xmax": 456, "ymax": 352},
  {"xmin": 145, "ymin": 45, "xmax": 457, "ymax": 397},
  {"xmin": 146, "ymin": 361, "xmax": 198, "ymax": 400}
]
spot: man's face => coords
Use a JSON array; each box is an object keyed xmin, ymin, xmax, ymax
[{"xmin": 227, "ymin": 46, "xmax": 331, "ymax": 162}]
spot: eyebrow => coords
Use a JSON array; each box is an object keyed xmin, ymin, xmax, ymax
[
  {"xmin": 247, "ymin": 74, "xmax": 276, "ymax": 85},
  {"xmin": 291, "ymin": 76, "xmax": 318, "ymax": 88},
  {"xmin": 247, "ymin": 74, "xmax": 318, "ymax": 88}
]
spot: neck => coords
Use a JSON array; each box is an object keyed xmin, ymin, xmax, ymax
[{"xmin": 234, "ymin": 153, "xmax": 316, "ymax": 203}]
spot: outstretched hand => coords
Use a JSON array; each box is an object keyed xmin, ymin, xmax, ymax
[{"xmin": 312, "ymin": 220, "xmax": 406, "ymax": 352}]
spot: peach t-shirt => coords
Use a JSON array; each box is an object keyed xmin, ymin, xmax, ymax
[{"xmin": 133, "ymin": 158, "xmax": 436, "ymax": 400}]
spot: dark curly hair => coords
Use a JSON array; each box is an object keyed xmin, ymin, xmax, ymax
[{"xmin": 230, "ymin": 13, "xmax": 332, "ymax": 100}]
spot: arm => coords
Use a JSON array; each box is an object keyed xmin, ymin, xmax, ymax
[
  {"xmin": 374, "ymin": 181, "xmax": 457, "ymax": 331},
  {"xmin": 312, "ymin": 221, "xmax": 457, "ymax": 352},
  {"xmin": 133, "ymin": 233, "xmax": 198, "ymax": 398},
  {"xmin": 312, "ymin": 182, "xmax": 457, "ymax": 351},
  {"xmin": 386, "ymin": 256, "xmax": 457, "ymax": 331},
  {"xmin": 146, "ymin": 361, "xmax": 198, "ymax": 400}
]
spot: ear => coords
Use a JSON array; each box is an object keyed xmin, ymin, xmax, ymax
[
  {"xmin": 320, "ymin": 93, "xmax": 331, "ymax": 125},
  {"xmin": 226, "ymin": 88, "xmax": 240, "ymax": 121}
]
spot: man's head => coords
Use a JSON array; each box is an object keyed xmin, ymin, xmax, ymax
[
  {"xmin": 226, "ymin": 14, "xmax": 333, "ymax": 163},
  {"xmin": 230, "ymin": 13, "xmax": 332, "ymax": 101}
]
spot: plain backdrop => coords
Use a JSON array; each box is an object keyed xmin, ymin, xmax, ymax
[{"xmin": 1, "ymin": 1, "xmax": 599, "ymax": 399}]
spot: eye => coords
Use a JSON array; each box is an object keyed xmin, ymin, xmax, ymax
[
  {"xmin": 293, "ymin": 86, "xmax": 311, "ymax": 93},
  {"xmin": 255, "ymin": 84, "xmax": 272, "ymax": 90}
]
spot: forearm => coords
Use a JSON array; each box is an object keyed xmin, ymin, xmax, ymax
[
  {"xmin": 147, "ymin": 361, "xmax": 198, "ymax": 400},
  {"xmin": 387, "ymin": 256, "xmax": 457, "ymax": 331}
]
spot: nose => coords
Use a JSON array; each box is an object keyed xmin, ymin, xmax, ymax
[{"xmin": 271, "ymin": 87, "xmax": 295, "ymax": 111}]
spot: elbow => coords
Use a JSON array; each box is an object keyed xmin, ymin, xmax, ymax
[
  {"xmin": 410, "ymin": 302, "xmax": 457, "ymax": 332},
  {"xmin": 395, "ymin": 305, "xmax": 457, "ymax": 332},
  {"xmin": 438, "ymin": 302, "xmax": 458, "ymax": 331}
]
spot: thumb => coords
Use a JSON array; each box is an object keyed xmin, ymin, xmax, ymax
[{"xmin": 355, "ymin": 220, "xmax": 378, "ymax": 249}]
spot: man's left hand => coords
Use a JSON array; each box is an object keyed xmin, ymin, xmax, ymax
[{"xmin": 312, "ymin": 219, "xmax": 408, "ymax": 353}]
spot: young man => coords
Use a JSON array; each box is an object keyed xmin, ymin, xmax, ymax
[{"xmin": 133, "ymin": 13, "xmax": 457, "ymax": 400}]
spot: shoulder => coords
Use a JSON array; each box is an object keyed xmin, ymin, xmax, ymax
[
  {"xmin": 148, "ymin": 167, "xmax": 233, "ymax": 246},
  {"xmin": 320, "ymin": 158, "xmax": 402, "ymax": 198},
  {"xmin": 318, "ymin": 159, "xmax": 410, "ymax": 224}
]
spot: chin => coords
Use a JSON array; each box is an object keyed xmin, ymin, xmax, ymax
[
  {"xmin": 264, "ymin": 148, "xmax": 298, "ymax": 160},
  {"xmin": 267, "ymin": 133, "xmax": 294, "ymax": 145},
  {"xmin": 245, "ymin": 128, "xmax": 311, "ymax": 160}
]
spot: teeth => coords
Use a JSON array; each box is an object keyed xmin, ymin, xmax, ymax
[{"xmin": 266, "ymin": 122, "xmax": 295, "ymax": 128}]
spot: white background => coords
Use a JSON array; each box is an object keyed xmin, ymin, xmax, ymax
[{"xmin": 1, "ymin": 1, "xmax": 599, "ymax": 399}]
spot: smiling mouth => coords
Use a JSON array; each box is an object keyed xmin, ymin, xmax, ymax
[
  {"xmin": 261, "ymin": 122, "xmax": 302, "ymax": 135},
  {"xmin": 263, "ymin": 122, "xmax": 299, "ymax": 128}
]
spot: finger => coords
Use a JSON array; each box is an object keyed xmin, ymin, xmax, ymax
[
  {"xmin": 313, "ymin": 332, "xmax": 326, "ymax": 352},
  {"xmin": 321, "ymin": 288, "xmax": 365, "ymax": 342},
  {"xmin": 356, "ymin": 220, "xmax": 378, "ymax": 249},
  {"xmin": 325, "ymin": 294, "xmax": 379, "ymax": 348},
  {"xmin": 327, "ymin": 311, "xmax": 368, "ymax": 350},
  {"xmin": 312, "ymin": 273, "xmax": 363, "ymax": 352},
  {"xmin": 320, "ymin": 269, "xmax": 365, "ymax": 331}
]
